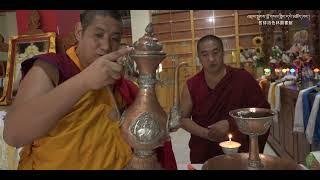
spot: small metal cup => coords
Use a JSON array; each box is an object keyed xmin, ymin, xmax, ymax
[{"xmin": 229, "ymin": 108, "xmax": 276, "ymax": 169}]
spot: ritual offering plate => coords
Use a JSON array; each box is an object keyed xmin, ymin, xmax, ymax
[
  {"xmin": 202, "ymin": 153, "xmax": 304, "ymax": 170},
  {"xmin": 202, "ymin": 108, "xmax": 304, "ymax": 170}
]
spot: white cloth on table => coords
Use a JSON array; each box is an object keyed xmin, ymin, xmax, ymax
[
  {"xmin": 306, "ymin": 94, "xmax": 320, "ymax": 144},
  {"xmin": 270, "ymin": 75, "xmax": 296, "ymax": 111},
  {"xmin": 274, "ymin": 83, "xmax": 281, "ymax": 112},
  {"xmin": 273, "ymin": 81, "xmax": 295, "ymax": 123},
  {"xmin": 267, "ymin": 82, "xmax": 277, "ymax": 110},
  {"xmin": 267, "ymin": 81, "xmax": 294, "ymax": 123},
  {"xmin": 268, "ymin": 82, "xmax": 278, "ymax": 123},
  {"xmin": 293, "ymin": 86, "xmax": 317, "ymax": 133}
]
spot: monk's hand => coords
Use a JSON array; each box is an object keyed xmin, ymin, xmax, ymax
[
  {"xmin": 80, "ymin": 47, "xmax": 133, "ymax": 90},
  {"xmin": 207, "ymin": 120, "xmax": 229, "ymax": 142}
]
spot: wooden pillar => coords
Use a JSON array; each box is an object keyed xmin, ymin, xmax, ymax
[
  {"xmin": 234, "ymin": 10, "xmax": 240, "ymax": 67},
  {"xmin": 261, "ymin": 10, "xmax": 275, "ymax": 66},
  {"xmin": 190, "ymin": 10, "xmax": 196, "ymax": 66}
]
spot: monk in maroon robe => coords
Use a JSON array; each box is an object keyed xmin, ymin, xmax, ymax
[
  {"xmin": 181, "ymin": 35, "xmax": 270, "ymax": 163},
  {"xmin": 19, "ymin": 51, "xmax": 177, "ymax": 170}
]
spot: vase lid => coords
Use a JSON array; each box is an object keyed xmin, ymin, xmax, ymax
[{"xmin": 132, "ymin": 23, "xmax": 165, "ymax": 56}]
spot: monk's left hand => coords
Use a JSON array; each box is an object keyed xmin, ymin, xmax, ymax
[{"xmin": 207, "ymin": 120, "xmax": 229, "ymax": 142}]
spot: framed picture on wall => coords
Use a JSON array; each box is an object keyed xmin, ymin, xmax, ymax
[{"xmin": 0, "ymin": 32, "xmax": 56, "ymax": 105}]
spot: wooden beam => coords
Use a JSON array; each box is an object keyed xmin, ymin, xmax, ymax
[
  {"xmin": 213, "ymin": 10, "xmax": 216, "ymax": 35},
  {"xmin": 152, "ymin": 18, "xmax": 190, "ymax": 24},
  {"xmin": 190, "ymin": 10, "xmax": 196, "ymax": 66},
  {"xmin": 234, "ymin": 10, "xmax": 240, "ymax": 67}
]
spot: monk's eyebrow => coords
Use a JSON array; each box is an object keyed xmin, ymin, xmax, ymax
[
  {"xmin": 111, "ymin": 32, "xmax": 121, "ymax": 36},
  {"xmin": 201, "ymin": 48, "xmax": 219, "ymax": 54},
  {"xmin": 201, "ymin": 50, "xmax": 208, "ymax": 54},
  {"xmin": 95, "ymin": 27, "xmax": 105, "ymax": 32}
]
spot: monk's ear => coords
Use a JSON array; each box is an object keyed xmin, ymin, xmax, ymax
[{"xmin": 74, "ymin": 22, "xmax": 83, "ymax": 41}]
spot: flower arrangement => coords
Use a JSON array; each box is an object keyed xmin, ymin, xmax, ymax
[
  {"xmin": 239, "ymin": 36, "xmax": 267, "ymax": 79},
  {"xmin": 267, "ymin": 30, "xmax": 313, "ymax": 70},
  {"xmin": 252, "ymin": 36, "xmax": 263, "ymax": 47},
  {"xmin": 240, "ymin": 36, "xmax": 266, "ymax": 68},
  {"xmin": 288, "ymin": 43, "xmax": 312, "ymax": 69},
  {"xmin": 286, "ymin": 30, "xmax": 312, "ymax": 68},
  {"xmin": 268, "ymin": 45, "xmax": 291, "ymax": 68},
  {"xmin": 287, "ymin": 30, "xmax": 314, "ymax": 86},
  {"xmin": 240, "ymin": 47, "xmax": 265, "ymax": 67},
  {"xmin": 265, "ymin": 30, "xmax": 316, "ymax": 87}
]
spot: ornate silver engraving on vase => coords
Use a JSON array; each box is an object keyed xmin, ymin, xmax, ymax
[
  {"xmin": 138, "ymin": 74, "xmax": 157, "ymax": 89},
  {"xmin": 130, "ymin": 112, "xmax": 162, "ymax": 144}
]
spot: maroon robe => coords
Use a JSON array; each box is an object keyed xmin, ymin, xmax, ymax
[
  {"xmin": 187, "ymin": 65, "xmax": 270, "ymax": 163},
  {"xmin": 20, "ymin": 52, "xmax": 177, "ymax": 170}
]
